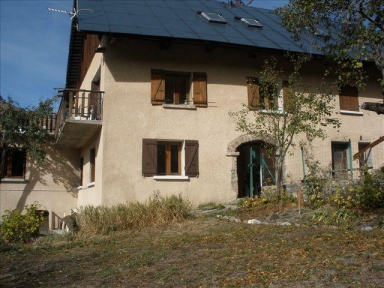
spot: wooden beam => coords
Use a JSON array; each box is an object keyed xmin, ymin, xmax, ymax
[{"xmin": 353, "ymin": 136, "xmax": 384, "ymax": 160}]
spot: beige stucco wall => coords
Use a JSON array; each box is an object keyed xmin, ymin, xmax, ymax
[
  {"xmin": 0, "ymin": 146, "xmax": 79, "ymax": 229},
  {"xmin": 86, "ymin": 37, "xmax": 383, "ymax": 206}
]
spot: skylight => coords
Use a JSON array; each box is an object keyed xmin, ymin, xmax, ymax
[
  {"xmin": 199, "ymin": 12, "xmax": 227, "ymax": 24},
  {"xmin": 235, "ymin": 16, "xmax": 263, "ymax": 28}
]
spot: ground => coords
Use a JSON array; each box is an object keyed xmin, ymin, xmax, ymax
[{"xmin": 1, "ymin": 207, "xmax": 383, "ymax": 287}]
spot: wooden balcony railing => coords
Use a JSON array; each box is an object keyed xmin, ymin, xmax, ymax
[{"xmin": 55, "ymin": 89, "xmax": 104, "ymax": 138}]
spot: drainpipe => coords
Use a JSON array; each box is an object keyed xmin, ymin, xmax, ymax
[{"xmin": 301, "ymin": 146, "xmax": 306, "ymax": 183}]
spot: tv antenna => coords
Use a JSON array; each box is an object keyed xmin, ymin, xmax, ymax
[{"xmin": 47, "ymin": 7, "xmax": 93, "ymax": 19}]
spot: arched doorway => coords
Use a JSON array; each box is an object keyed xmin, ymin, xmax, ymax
[{"xmin": 237, "ymin": 141, "xmax": 275, "ymax": 198}]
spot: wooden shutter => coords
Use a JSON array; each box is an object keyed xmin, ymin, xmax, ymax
[
  {"xmin": 193, "ymin": 72, "xmax": 207, "ymax": 108},
  {"xmin": 185, "ymin": 140, "xmax": 199, "ymax": 177},
  {"xmin": 151, "ymin": 70, "xmax": 165, "ymax": 105},
  {"xmin": 247, "ymin": 77, "xmax": 260, "ymax": 108},
  {"xmin": 283, "ymin": 81, "xmax": 295, "ymax": 113},
  {"xmin": 339, "ymin": 85, "xmax": 359, "ymax": 111},
  {"xmin": 142, "ymin": 139, "xmax": 157, "ymax": 176}
]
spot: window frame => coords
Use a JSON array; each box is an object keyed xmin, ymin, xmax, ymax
[
  {"xmin": 142, "ymin": 139, "xmax": 199, "ymax": 178},
  {"xmin": 0, "ymin": 148, "xmax": 27, "ymax": 179},
  {"xmin": 331, "ymin": 142, "xmax": 350, "ymax": 180},
  {"xmin": 247, "ymin": 77, "xmax": 289, "ymax": 112},
  {"xmin": 157, "ymin": 142, "xmax": 182, "ymax": 175},
  {"xmin": 339, "ymin": 85, "xmax": 359, "ymax": 112},
  {"xmin": 151, "ymin": 70, "xmax": 207, "ymax": 108}
]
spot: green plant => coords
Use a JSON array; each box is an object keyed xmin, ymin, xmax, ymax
[
  {"xmin": 355, "ymin": 167, "xmax": 384, "ymax": 210},
  {"xmin": 311, "ymin": 206, "xmax": 357, "ymax": 227},
  {"xmin": 1, "ymin": 202, "xmax": 46, "ymax": 243}
]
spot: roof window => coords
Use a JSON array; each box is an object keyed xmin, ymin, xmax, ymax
[
  {"xmin": 198, "ymin": 11, "xmax": 227, "ymax": 24},
  {"xmin": 235, "ymin": 16, "xmax": 263, "ymax": 28}
]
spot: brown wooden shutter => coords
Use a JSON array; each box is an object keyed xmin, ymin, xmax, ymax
[
  {"xmin": 185, "ymin": 140, "xmax": 199, "ymax": 177},
  {"xmin": 283, "ymin": 81, "xmax": 295, "ymax": 113},
  {"xmin": 142, "ymin": 139, "xmax": 157, "ymax": 176},
  {"xmin": 339, "ymin": 85, "xmax": 359, "ymax": 111},
  {"xmin": 193, "ymin": 72, "xmax": 207, "ymax": 108},
  {"xmin": 151, "ymin": 70, "xmax": 165, "ymax": 105},
  {"xmin": 247, "ymin": 77, "xmax": 260, "ymax": 108}
]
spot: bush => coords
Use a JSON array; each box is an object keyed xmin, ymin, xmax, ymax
[
  {"xmin": 1, "ymin": 203, "xmax": 46, "ymax": 243},
  {"xmin": 355, "ymin": 167, "xmax": 384, "ymax": 210},
  {"xmin": 73, "ymin": 193, "xmax": 192, "ymax": 236}
]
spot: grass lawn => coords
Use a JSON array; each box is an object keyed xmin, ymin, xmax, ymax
[{"xmin": 1, "ymin": 214, "xmax": 383, "ymax": 287}]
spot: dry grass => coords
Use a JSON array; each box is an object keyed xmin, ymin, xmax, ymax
[
  {"xmin": 73, "ymin": 193, "xmax": 192, "ymax": 236},
  {"xmin": 1, "ymin": 210, "xmax": 383, "ymax": 287}
]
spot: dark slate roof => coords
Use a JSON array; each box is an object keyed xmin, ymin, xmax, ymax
[{"xmin": 76, "ymin": 0, "xmax": 320, "ymax": 54}]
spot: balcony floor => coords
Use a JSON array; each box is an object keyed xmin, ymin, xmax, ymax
[{"xmin": 55, "ymin": 119, "xmax": 102, "ymax": 148}]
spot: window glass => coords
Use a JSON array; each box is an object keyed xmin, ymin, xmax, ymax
[
  {"xmin": 157, "ymin": 144, "xmax": 166, "ymax": 174},
  {"xmin": 170, "ymin": 144, "xmax": 179, "ymax": 173}
]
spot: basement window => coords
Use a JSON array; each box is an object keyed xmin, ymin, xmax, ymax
[
  {"xmin": 198, "ymin": 12, "xmax": 227, "ymax": 24},
  {"xmin": 235, "ymin": 16, "xmax": 263, "ymax": 28}
]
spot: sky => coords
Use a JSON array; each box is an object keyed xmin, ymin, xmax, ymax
[{"xmin": 0, "ymin": 0, "xmax": 288, "ymax": 108}]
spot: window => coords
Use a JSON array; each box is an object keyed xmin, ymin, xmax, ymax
[
  {"xmin": 199, "ymin": 12, "xmax": 227, "ymax": 24},
  {"xmin": 235, "ymin": 16, "xmax": 263, "ymax": 28},
  {"xmin": 165, "ymin": 74, "xmax": 190, "ymax": 105},
  {"xmin": 151, "ymin": 70, "xmax": 207, "ymax": 107},
  {"xmin": 142, "ymin": 139, "xmax": 199, "ymax": 177},
  {"xmin": 358, "ymin": 142, "xmax": 373, "ymax": 169},
  {"xmin": 339, "ymin": 85, "xmax": 359, "ymax": 111},
  {"xmin": 90, "ymin": 148, "xmax": 96, "ymax": 183},
  {"xmin": 0, "ymin": 149, "xmax": 26, "ymax": 179},
  {"xmin": 79, "ymin": 157, "xmax": 84, "ymax": 186},
  {"xmin": 331, "ymin": 142, "xmax": 350, "ymax": 179},
  {"xmin": 247, "ymin": 77, "xmax": 291, "ymax": 111}
]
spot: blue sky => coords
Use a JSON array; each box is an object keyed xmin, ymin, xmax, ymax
[{"xmin": 0, "ymin": 0, "xmax": 288, "ymax": 108}]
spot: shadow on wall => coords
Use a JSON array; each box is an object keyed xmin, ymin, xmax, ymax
[{"xmin": 15, "ymin": 143, "xmax": 79, "ymax": 211}]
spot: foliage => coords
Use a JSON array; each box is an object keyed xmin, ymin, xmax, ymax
[
  {"xmin": 223, "ymin": 0, "xmax": 254, "ymax": 8},
  {"xmin": 73, "ymin": 193, "xmax": 192, "ymax": 236},
  {"xmin": 0, "ymin": 96, "xmax": 56, "ymax": 180},
  {"xmin": 230, "ymin": 54, "xmax": 340, "ymax": 199},
  {"xmin": 311, "ymin": 205, "xmax": 358, "ymax": 227},
  {"xmin": 328, "ymin": 168, "xmax": 384, "ymax": 210},
  {"xmin": 197, "ymin": 202, "xmax": 225, "ymax": 211},
  {"xmin": 279, "ymin": 0, "xmax": 384, "ymax": 88},
  {"xmin": 1, "ymin": 202, "xmax": 46, "ymax": 243}
]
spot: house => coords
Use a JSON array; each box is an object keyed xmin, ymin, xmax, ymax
[{"xmin": 1, "ymin": 0, "xmax": 383, "ymax": 229}]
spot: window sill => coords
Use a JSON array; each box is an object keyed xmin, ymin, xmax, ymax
[
  {"xmin": 153, "ymin": 175, "xmax": 189, "ymax": 181},
  {"xmin": 163, "ymin": 104, "xmax": 197, "ymax": 110},
  {"xmin": 340, "ymin": 110, "xmax": 363, "ymax": 116},
  {"xmin": 1, "ymin": 178, "xmax": 27, "ymax": 183},
  {"xmin": 87, "ymin": 182, "xmax": 95, "ymax": 188},
  {"xmin": 260, "ymin": 109, "xmax": 285, "ymax": 115}
]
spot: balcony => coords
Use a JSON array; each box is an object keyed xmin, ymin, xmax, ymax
[{"xmin": 55, "ymin": 89, "xmax": 104, "ymax": 148}]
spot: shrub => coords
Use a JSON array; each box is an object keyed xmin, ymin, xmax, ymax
[
  {"xmin": 73, "ymin": 193, "xmax": 192, "ymax": 236},
  {"xmin": 355, "ymin": 167, "xmax": 384, "ymax": 210},
  {"xmin": 1, "ymin": 203, "xmax": 46, "ymax": 243}
]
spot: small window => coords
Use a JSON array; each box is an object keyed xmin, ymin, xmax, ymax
[
  {"xmin": 142, "ymin": 139, "xmax": 199, "ymax": 177},
  {"xmin": 332, "ymin": 142, "xmax": 350, "ymax": 180},
  {"xmin": 199, "ymin": 12, "xmax": 227, "ymax": 24},
  {"xmin": 90, "ymin": 148, "xmax": 96, "ymax": 183},
  {"xmin": 339, "ymin": 85, "xmax": 359, "ymax": 111},
  {"xmin": 0, "ymin": 149, "xmax": 26, "ymax": 179},
  {"xmin": 79, "ymin": 157, "xmax": 84, "ymax": 186},
  {"xmin": 235, "ymin": 16, "xmax": 262, "ymax": 28}
]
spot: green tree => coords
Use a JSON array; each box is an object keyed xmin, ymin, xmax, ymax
[
  {"xmin": 278, "ymin": 0, "xmax": 384, "ymax": 89},
  {"xmin": 0, "ymin": 96, "xmax": 55, "ymax": 182},
  {"xmin": 230, "ymin": 55, "xmax": 340, "ymax": 201}
]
